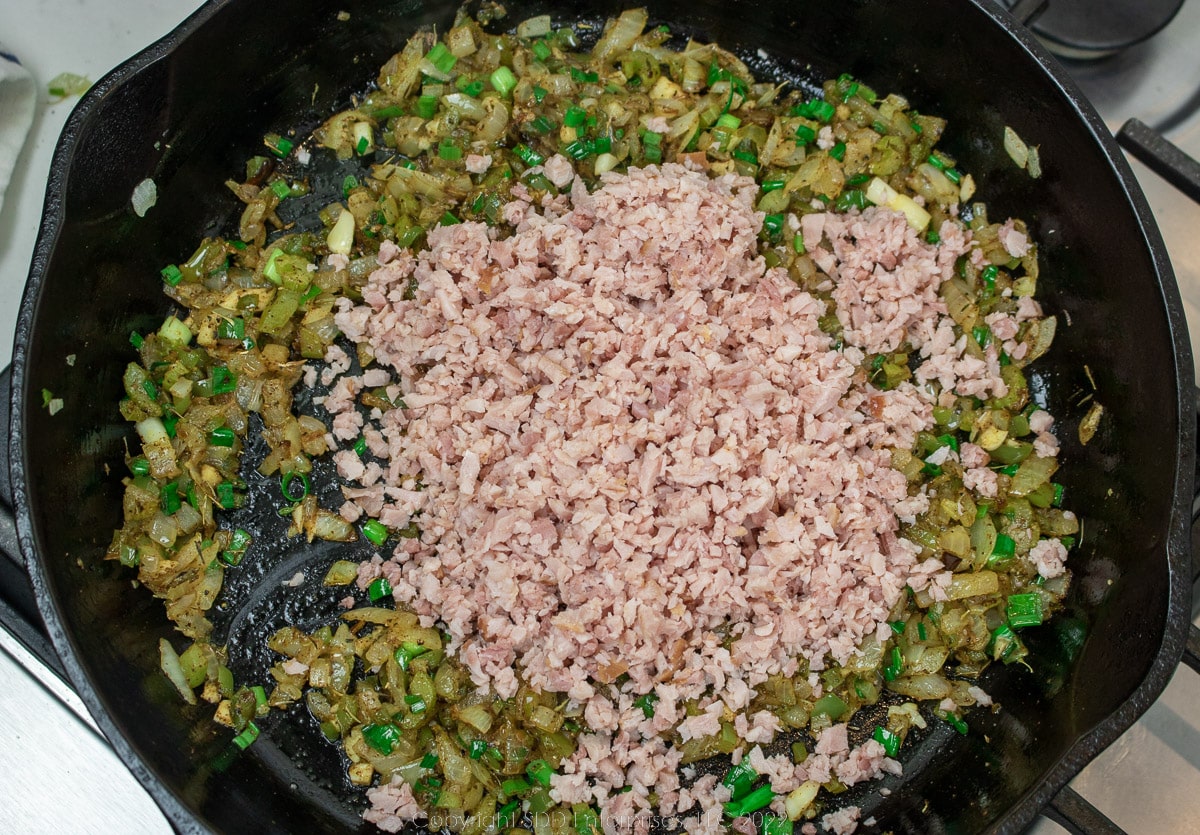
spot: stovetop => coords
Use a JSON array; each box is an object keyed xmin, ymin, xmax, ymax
[{"xmin": 0, "ymin": 1, "xmax": 1199, "ymax": 833}]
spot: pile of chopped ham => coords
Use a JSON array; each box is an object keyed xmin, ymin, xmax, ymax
[{"xmin": 315, "ymin": 160, "xmax": 1055, "ymax": 832}]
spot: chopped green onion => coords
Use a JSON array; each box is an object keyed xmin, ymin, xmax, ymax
[
  {"xmin": 992, "ymin": 533, "xmax": 1016, "ymax": 559},
  {"xmin": 794, "ymin": 124, "xmax": 816, "ymax": 144},
  {"xmin": 927, "ymin": 153, "xmax": 947, "ymax": 171},
  {"xmin": 468, "ymin": 739, "xmax": 489, "ymax": 759},
  {"xmin": 129, "ymin": 330, "xmax": 144, "ymax": 349},
  {"xmin": 342, "ymin": 175, "xmax": 359, "ymax": 197},
  {"xmin": 372, "ymin": 105, "xmax": 404, "ymax": 119},
  {"xmin": 926, "ymin": 229, "xmax": 941, "ymax": 245},
  {"xmin": 526, "ymin": 758, "xmax": 555, "ymax": 787},
  {"xmin": 972, "ymin": 324, "xmax": 992, "ymax": 348},
  {"xmin": 989, "ymin": 622, "xmax": 1021, "ymax": 661},
  {"xmin": 221, "ymin": 528, "xmax": 251, "ymax": 566},
  {"xmin": 269, "ymin": 179, "xmax": 291, "ymax": 200},
  {"xmin": 232, "ymin": 722, "xmax": 260, "ymax": 750},
  {"xmin": 945, "ymin": 167, "xmax": 962, "ymax": 184},
  {"xmin": 762, "ymin": 213, "xmax": 785, "ymax": 240},
  {"xmin": 209, "ymin": 427, "xmax": 236, "ymax": 447},
  {"xmin": 251, "ymin": 685, "xmax": 267, "ymax": 708},
  {"xmin": 497, "ymin": 800, "xmax": 521, "ymax": 828},
  {"xmin": 828, "ymin": 141, "xmax": 846, "ymax": 161},
  {"xmin": 362, "ymin": 722, "xmax": 402, "ymax": 754},
  {"xmin": 873, "ymin": 726, "xmax": 901, "ymax": 758},
  {"xmin": 161, "ymin": 264, "xmax": 183, "ymax": 286},
  {"xmin": 834, "ymin": 189, "xmax": 868, "ymax": 211},
  {"xmin": 716, "ymin": 113, "xmax": 741, "ymax": 130},
  {"xmin": 883, "ymin": 646, "xmax": 904, "ymax": 681},
  {"xmin": 937, "ymin": 433, "xmax": 959, "ymax": 452},
  {"xmin": 211, "ymin": 365, "xmax": 237, "ymax": 395},
  {"xmin": 532, "ymin": 39, "xmax": 553, "ymax": 61},
  {"xmin": 793, "ymin": 233, "xmax": 806, "ymax": 254},
  {"xmin": 501, "ymin": 777, "xmax": 532, "ymax": 797},
  {"xmin": 565, "ymin": 138, "xmax": 593, "ymax": 159},
  {"xmin": 632, "ymin": 692, "xmax": 659, "ymax": 718},
  {"xmin": 129, "ymin": 456, "xmax": 150, "ymax": 476},
  {"xmin": 301, "ymin": 284, "xmax": 322, "ymax": 304},
  {"xmin": 439, "ymin": 211, "xmax": 460, "ymax": 226},
  {"xmin": 732, "ymin": 149, "xmax": 758, "ymax": 165},
  {"xmin": 160, "ymin": 482, "xmax": 181, "ymax": 515},
  {"xmin": 368, "ymin": 576, "xmax": 393, "ymax": 602},
  {"xmin": 363, "ymin": 519, "xmax": 389, "ymax": 547},
  {"xmin": 215, "ymin": 481, "xmax": 236, "ymax": 510},
  {"xmin": 1007, "ymin": 593, "xmax": 1044, "ymax": 628},
  {"xmin": 531, "ymin": 115, "xmax": 555, "ymax": 134},
  {"xmin": 416, "ymin": 95, "xmax": 438, "ymax": 119},
  {"xmin": 354, "ymin": 436, "xmax": 368, "ymax": 456},
  {"xmin": 404, "ymin": 694, "xmax": 428, "ymax": 714},
  {"xmin": 592, "ymin": 136, "xmax": 612, "ymax": 155},
  {"xmin": 564, "ymin": 106, "xmax": 587, "ymax": 127},
  {"xmin": 724, "ymin": 783, "xmax": 774, "ymax": 818},
  {"xmin": 569, "ymin": 67, "xmax": 599, "ymax": 84},
  {"xmin": 490, "ymin": 66, "xmax": 518, "ymax": 96},
  {"xmin": 792, "ymin": 99, "xmax": 835, "ymax": 123},
  {"xmin": 420, "ymin": 752, "xmax": 439, "ymax": 769},
  {"xmin": 532, "ymin": 85, "xmax": 548, "ymax": 103},
  {"xmin": 424, "ymin": 43, "xmax": 457, "ymax": 75},
  {"xmin": 917, "ymin": 621, "xmax": 927, "ymax": 641},
  {"xmin": 942, "ymin": 711, "xmax": 968, "ymax": 735},
  {"xmin": 889, "ymin": 620, "xmax": 905, "ymax": 635},
  {"xmin": 265, "ymin": 135, "xmax": 293, "ymax": 158},
  {"xmin": 846, "ymin": 172, "xmax": 870, "ymax": 187},
  {"xmin": 215, "ymin": 317, "xmax": 245, "ymax": 341},
  {"xmin": 438, "ymin": 142, "xmax": 463, "ymax": 161},
  {"xmin": 458, "ymin": 79, "xmax": 485, "ymax": 97},
  {"xmin": 514, "ymin": 144, "xmax": 545, "ymax": 167},
  {"xmin": 162, "ymin": 414, "xmax": 178, "ymax": 438},
  {"xmin": 1061, "ymin": 535, "xmax": 1076, "ymax": 549},
  {"xmin": 721, "ymin": 761, "xmax": 757, "ymax": 801},
  {"xmin": 393, "ymin": 641, "xmax": 429, "ymax": 671},
  {"xmin": 280, "ymin": 471, "xmax": 310, "ymax": 502},
  {"xmin": 1052, "ymin": 483, "xmax": 1065, "ymax": 507}
]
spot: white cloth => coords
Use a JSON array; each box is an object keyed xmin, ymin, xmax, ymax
[{"xmin": 0, "ymin": 44, "xmax": 35, "ymax": 217}]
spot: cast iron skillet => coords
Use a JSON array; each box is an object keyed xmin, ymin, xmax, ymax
[{"xmin": 10, "ymin": 0, "xmax": 1195, "ymax": 832}]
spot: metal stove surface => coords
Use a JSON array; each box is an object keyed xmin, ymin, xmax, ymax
[{"xmin": 0, "ymin": 1, "xmax": 1199, "ymax": 833}]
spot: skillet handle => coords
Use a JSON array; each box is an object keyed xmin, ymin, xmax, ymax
[
  {"xmin": 1044, "ymin": 785, "xmax": 1126, "ymax": 835},
  {"xmin": 1116, "ymin": 119, "xmax": 1200, "ymax": 205}
]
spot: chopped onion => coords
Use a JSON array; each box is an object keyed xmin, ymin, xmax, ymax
[
  {"xmin": 785, "ymin": 781, "xmax": 820, "ymax": 820},
  {"xmin": 865, "ymin": 176, "xmax": 931, "ymax": 231},
  {"xmin": 1004, "ymin": 125, "xmax": 1030, "ymax": 169},
  {"xmin": 516, "ymin": 14, "xmax": 552, "ymax": 38},
  {"xmin": 159, "ymin": 638, "xmax": 198, "ymax": 705},
  {"xmin": 327, "ymin": 207, "xmax": 356, "ymax": 255},
  {"xmin": 131, "ymin": 177, "xmax": 157, "ymax": 217},
  {"xmin": 592, "ymin": 8, "xmax": 648, "ymax": 63}
]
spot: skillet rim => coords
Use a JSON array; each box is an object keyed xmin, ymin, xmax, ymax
[{"xmin": 8, "ymin": 0, "xmax": 1194, "ymax": 832}]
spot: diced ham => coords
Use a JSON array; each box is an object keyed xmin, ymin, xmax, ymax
[
  {"xmin": 318, "ymin": 163, "xmax": 1063, "ymax": 830},
  {"xmin": 999, "ymin": 218, "xmax": 1031, "ymax": 258},
  {"xmin": 464, "ymin": 153, "xmax": 492, "ymax": 174},
  {"xmin": 364, "ymin": 776, "xmax": 426, "ymax": 832},
  {"xmin": 1029, "ymin": 538, "xmax": 1068, "ymax": 579}
]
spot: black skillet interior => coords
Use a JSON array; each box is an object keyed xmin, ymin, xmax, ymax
[{"xmin": 11, "ymin": 0, "xmax": 1193, "ymax": 833}]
